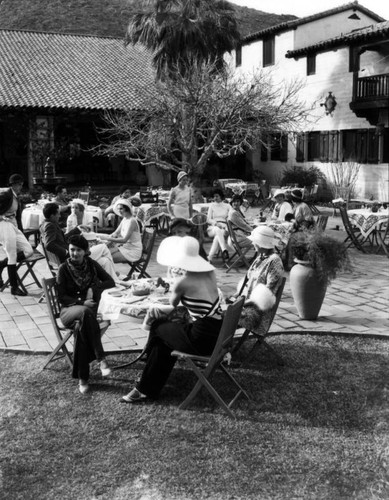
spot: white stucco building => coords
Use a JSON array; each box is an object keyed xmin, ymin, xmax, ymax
[{"xmin": 230, "ymin": 1, "xmax": 389, "ymax": 201}]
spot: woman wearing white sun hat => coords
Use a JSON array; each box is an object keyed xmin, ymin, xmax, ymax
[
  {"xmin": 66, "ymin": 198, "xmax": 94, "ymax": 233},
  {"xmin": 96, "ymin": 198, "xmax": 142, "ymax": 263},
  {"xmin": 121, "ymin": 236, "xmax": 224, "ymax": 403},
  {"xmin": 270, "ymin": 189, "xmax": 293, "ymax": 222}
]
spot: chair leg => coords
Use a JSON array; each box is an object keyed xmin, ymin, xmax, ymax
[{"xmin": 42, "ymin": 330, "xmax": 74, "ymax": 369}]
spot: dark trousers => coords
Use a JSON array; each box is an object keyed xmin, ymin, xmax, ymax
[
  {"xmin": 60, "ymin": 305, "xmax": 105, "ymax": 381},
  {"xmin": 137, "ymin": 317, "xmax": 222, "ymax": 399}
]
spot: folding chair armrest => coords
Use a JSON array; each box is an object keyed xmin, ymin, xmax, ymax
[{"xmin": 171, "ymin": 350, "xmax": 210, "ymax": 363}]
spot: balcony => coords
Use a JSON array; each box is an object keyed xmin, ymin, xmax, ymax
[{"xmin": 350, "ymin": 73, "xmax": 389, "ymax": 125}]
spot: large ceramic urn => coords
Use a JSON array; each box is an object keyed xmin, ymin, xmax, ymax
[{"xmin": 289, "ymin": 260, "xmax": 327, "ymax": 320}]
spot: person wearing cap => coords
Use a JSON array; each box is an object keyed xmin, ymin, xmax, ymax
[
  {"xmin": 290, "ymin": 189, "xmax": 314, "ymax": 230},
  {"xmin": 66, "ymin": 199, "xmax": 94, "ymax": 233},
  {"xmin": 57, "ymin": 234, "xmax": 115, "ymax": 394},
  {"xmin": 121, "ymin": 236, "xmax": 224, "ymax": 403},
  {"xmin": 167, "ymin": 171, "xmax": 193, "ymax": 220},
  {"xmin": 0, "ymin": 174, "xmax": 34, "ymax": 296},
  {"xmin": 104, "ymin": 185, "xmax": 132, "ymax": 227},
  {"xmin": 227, "ymin": 194, "xmax": 253, "ymax": 251},
  {"xmin": 206, "ymin": 189, "xmax": 230, "ymax": 263},
  {"xmin": 271, "ymin": 189, "xmax": 293, "ymax": 223},
  {"xmin": 97, "ymin": 198, "xmax": 142, "ymax": 263},
  {"xmin": 233, "ymin": 226, "xmax": 284, "ymax": 332}
]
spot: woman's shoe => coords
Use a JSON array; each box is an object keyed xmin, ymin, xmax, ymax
[
  {"xmin": 121, "ymin": 388, "xmax": 147, "ymax": 403},
  {"xmin": 100, "ymin": 360, "xmax": 111, "ymax": 377},
  {"xmin": 79, "ymin": 381, "xmax": 90, "ymax": 394}
]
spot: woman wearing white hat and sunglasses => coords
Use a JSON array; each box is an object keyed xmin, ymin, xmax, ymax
[
  {"xmin": 96, "ymin": 199, "xmax": 142, "ymax": 263},
  {"xmin": 122, "ymin": 236, "xmax": 224, "ymax": 403}
]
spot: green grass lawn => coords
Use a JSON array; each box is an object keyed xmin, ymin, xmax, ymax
[{"xmin": 1, "ymin": 334, "xmax": 388, "ymax": 500}]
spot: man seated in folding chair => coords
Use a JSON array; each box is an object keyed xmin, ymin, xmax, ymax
[
  {"xmin": 229, "ymin": 226, "xmax": 284, "ymax": 357},
  {"xmin": 0, "ymin": 174, "xmax": 34, "ymax": 296},
  {"xmin": 121, "ymin": 236, "xmax": 225, "ymax": 404}
]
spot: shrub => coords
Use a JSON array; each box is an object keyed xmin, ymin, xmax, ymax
[{"xmin": 280, "ymin": 166, "xmax": 323, "ymax": 188}]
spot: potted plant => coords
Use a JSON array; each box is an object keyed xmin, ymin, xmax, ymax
[{"xmin": 289, "ymin": 229, "xmax": 351, "ymax": 320}]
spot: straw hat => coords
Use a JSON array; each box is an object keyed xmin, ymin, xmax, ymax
[
  {"xmin": 272, "ymin": 189, "xmax": 285, "ymax": 200},
  {"xmin": 248, "ymin": 226, "xmax": 276, "ymax": 249},
  {"xmin": 157, "ymin": 236, "xmax": 214, "ymax": 272},
  {"xmin": 113, "ymin": 198, "xmax": 133, "ymax": 216},
  {"xmin": 82, "ymin": 231, "xmax": 98, "ymax": 241},
  {"xmin": 71, "ymin": 198, "xmax": 86, "ymax": 207},
  {"xmin": 177, "ymin": 171, "xmax": 188, "ymax": 183},
  {"xmin": 291, "ymin": 189, "xmax": 303, "ymax": 202}
]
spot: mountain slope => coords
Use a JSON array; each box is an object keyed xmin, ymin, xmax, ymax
[{"xmin": 0, "ymin": 0, "xmax": 296, "ymax": 38}]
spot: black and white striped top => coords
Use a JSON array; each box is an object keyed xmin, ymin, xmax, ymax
[{"xmin": 181, "ymin": 294, "xmax": 223, "ymax": 321}]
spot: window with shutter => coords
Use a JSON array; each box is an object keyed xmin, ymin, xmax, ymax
[
  {"xmin": 367, "ymin": 129, "xmax": 379, "ymax": 163},
  {"xmin": 307, "ymin": 54, "xmax": 316, "ymax": 75},
  {"xmin": 235, "ymin": 46, "xmax": 242, "ymax": 67},
  {"xmin": 307, "ymin": 132, "xmax": 320, "ymax": 161},
  {"xmin": 263, "ymin": 36, "xmax": 275, "ymax": 67},
  {"xmin": 270, "ymin": 133, "xmax": 288, "ymax": 161},
  {"xmin": 328, "ymin": 131, "xmax": 339, "ymax": 162},
  {"xmin": 296, "ymin": 133, "xmax": 305, "ymax": 162},
  {"xmin": 320, "ymin": 131, "xmax": 329, "ymax": 161},
  {"xmin": 356, "ymin": 129, "xmax": 367, "ymax": 163}
]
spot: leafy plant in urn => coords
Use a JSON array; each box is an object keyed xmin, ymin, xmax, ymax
[{"xmin": 290, "ymin": 229, "xmax": 351, "ymax": 319}]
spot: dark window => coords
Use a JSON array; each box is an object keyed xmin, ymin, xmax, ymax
[
  {"xmin": 349, "ymin": 46, "xmax": 360, "ymax": 72},
  {"xmin": 296, "ymin": 133, "xmax": 305, "ymax": 162},
  {"xmin": 367, "ymin": 129, "xmax": 379, "ymax": 163},
  {"xmin": 307, "ymin": 132, "xmax": 320, "ymax": 161},
  {"xmin": 263, "ymin": 36, "xmax": 275, "ymax": 67},
  {"xmin": 307, "ymin": 54, "xmax": 316, "ymax": 75},
  {"xmin": 261, "ymin": 136, "xmax": 268, "ymax": 162},
  {"xmin": 383, "ymin": 128, "xmax": 389, "ymax": 163},
  {"xmin": 235, "ymin": 45, "xmax": 242, "ymax": 67},
  {"xmin": 270, "ymin": 133, "xmax": 288, "ymax": 162},
  {"xmin": 342, "ymin": 130, "xmax": 357, "ymax": 161},
  {"xmin": 328, "ymin": 131, "xmax": 339, "ymax": 162}
]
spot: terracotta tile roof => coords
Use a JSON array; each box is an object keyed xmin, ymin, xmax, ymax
[
  {"xmin": 242, "ymin": 1, "xmax": 385, "ymax": 44},
  {"xmin": 286, "ymin": 20, "xmax": 389, "ymax": 57},
  {"xmin": 0, "ymin": 29, "xmax": 156, "ymax": 111}
]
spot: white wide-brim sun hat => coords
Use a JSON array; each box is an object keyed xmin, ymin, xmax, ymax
[
  {"xmin": 272, "ymin": 189, "xmax": 285, "ymax": 200},
  {"xmin": 157, "ymin": 236, "xmax": 214, "ymax": 272},
  {"xmin": 113, "ymin": 198, "xmax": 133, "ymax": 216},
  {"xmin": 248, "ymin": 226, "xmax": 276, "ymax": 249},
  {"xmin": 71, "ymin": 198, "xmax": 86, "ymax": 207}
]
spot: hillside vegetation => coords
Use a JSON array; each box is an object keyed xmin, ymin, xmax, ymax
[{"xmin": 0, "ymin": 0, "xmax": 296, "ymax": 38}]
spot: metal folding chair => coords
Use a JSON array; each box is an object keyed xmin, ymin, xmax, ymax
[
  {"xmin": 124, "ymin": 228, "xmax": 156, "ymax": 280},
  {"xmin": 171, "ymin": 297, "xmax": 250, "ymax": 418}
]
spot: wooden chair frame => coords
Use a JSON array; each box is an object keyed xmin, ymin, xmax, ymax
[
  {"xmin": 316, "ymin": 215, "xmax": 329, "ymax": 231},
  {"xmin": 171, "ymin": 297, "xmax": 249, "ymax": 418},
  {"xmin": 231, "ymin": 277, "xmax": 286, "ymax": 366},
  {"xmin": 42, "ymin": 277, "xmax": 110, "ymax": 370},
  {"xmin": 225, "ymin": 220, "xmax": 252, "ymax": 272},
  {"xmin": 336, "ymin": 203, "xmax": 368, "ymax": 252},
  {"xmin": 0, "ymin": 251, "xmax": 44, "ymax": 294},
  {"xmin": 39, "ymin": 240, "xmax": 62, "ymax": 277},
  {"xmin": 125, "ymin": 228, "xmax": 156, "ymax": 280}
]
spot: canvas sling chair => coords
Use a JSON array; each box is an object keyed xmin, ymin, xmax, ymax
[
  {"xmin": 225, "ymin": 220, "xmax": 253, "ymax": 272},
  {"xmin": 171, "ymin": 297, "xmax": 250, "ymax": 418}
]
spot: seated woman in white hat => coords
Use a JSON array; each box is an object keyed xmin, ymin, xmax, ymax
[
  {"xmin": 66, "ymin": 198, "xmax": 94, "ymax": 233},
  {"xmin": 290, "ymin": 189, "xmax": 314, "ymax": 230},
  {"xmin": 232, "ymin": 226, "xmax": 284, "ymax": 332},
  {"xmin": 121, "ymin": 236, "xmax": 224, "ymax": 403},
  {"xmin": 96, "ymin": 198, "xmax": 142, "ymax": 263},
  {"xmin": 270, "ymin": 189, "xmax": 293, "ymax": 222}
]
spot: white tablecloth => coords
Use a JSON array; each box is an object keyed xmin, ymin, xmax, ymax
[
  {"xmin": 22, "ymin": 204, "xmax": 104, "ymax": 230},
  {"xmin": 348, "ymin": 208, "xmax": 389, "ymax": 238}
]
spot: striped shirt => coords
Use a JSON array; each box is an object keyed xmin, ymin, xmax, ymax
[{"xmin": 181, "ymin": 294, "xmax": 222, "ymax": 321}]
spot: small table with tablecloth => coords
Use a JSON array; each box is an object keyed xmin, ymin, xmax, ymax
[
  {"xmin": 22, "ymin": 204, "xmax": 104, "ymax": 230},
  {"xmin": 347, "ymin": 208, "xmax": 389, "ymax": 254}
]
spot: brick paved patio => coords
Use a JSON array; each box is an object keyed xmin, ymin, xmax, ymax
[{"xmin": 1, "ymin": 211, "xmax": 388, "ymax": 358}]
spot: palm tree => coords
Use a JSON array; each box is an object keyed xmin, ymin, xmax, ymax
[{"xmin": 125, "ymin": 0, "xmax": 240, "ymax": 79}]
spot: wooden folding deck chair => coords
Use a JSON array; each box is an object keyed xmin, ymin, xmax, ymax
[
  {"xmin": 42, "ymin": 277, "xmax": 110, "ymax": 370},
  {"xmin": 0, "ymin": 251, "xmax": 44, "ymax": 294},
  {"xmin": 124, "ymin": 228, "xmax": 156, "ymax": 280},
  {"xmin": 232, "ymin": 277, "xmax": 286, "ymax": 366},
  {"xmin": 316, "ymin": 215, "xmax": 329, "ymax": 231},
  {"xmin": 38, "ymin": 240, "xmax": 61, "ymax": 277},
  {"xmin": 337, "ymin": 203, "xmax": 368, "ymax": 252},
  {"xmin": 225, "ymin": 220, "xmax": 253, "ymax": 272},
  {"xmin": 171, "ymin": 297, "xmax": 250, "ymax": 418}
]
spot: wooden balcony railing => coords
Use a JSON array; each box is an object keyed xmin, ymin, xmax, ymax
[{"xmin": 354, "ymin": 73, "xmax": 389, "ymax": 100}]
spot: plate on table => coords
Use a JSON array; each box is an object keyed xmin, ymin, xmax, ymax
[{"xmin": 107, "ymin": 290, "xmax": 123, "ymax": 298}]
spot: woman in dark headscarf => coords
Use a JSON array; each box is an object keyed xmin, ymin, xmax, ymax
[{"xmin": 57, "ymin": 234, "xmax": 115, "ymax": 394}]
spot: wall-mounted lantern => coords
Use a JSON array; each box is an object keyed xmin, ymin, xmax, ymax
[{"xmin": 320, "ymin": 92, "xmax": 337, "ymax": 115}]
